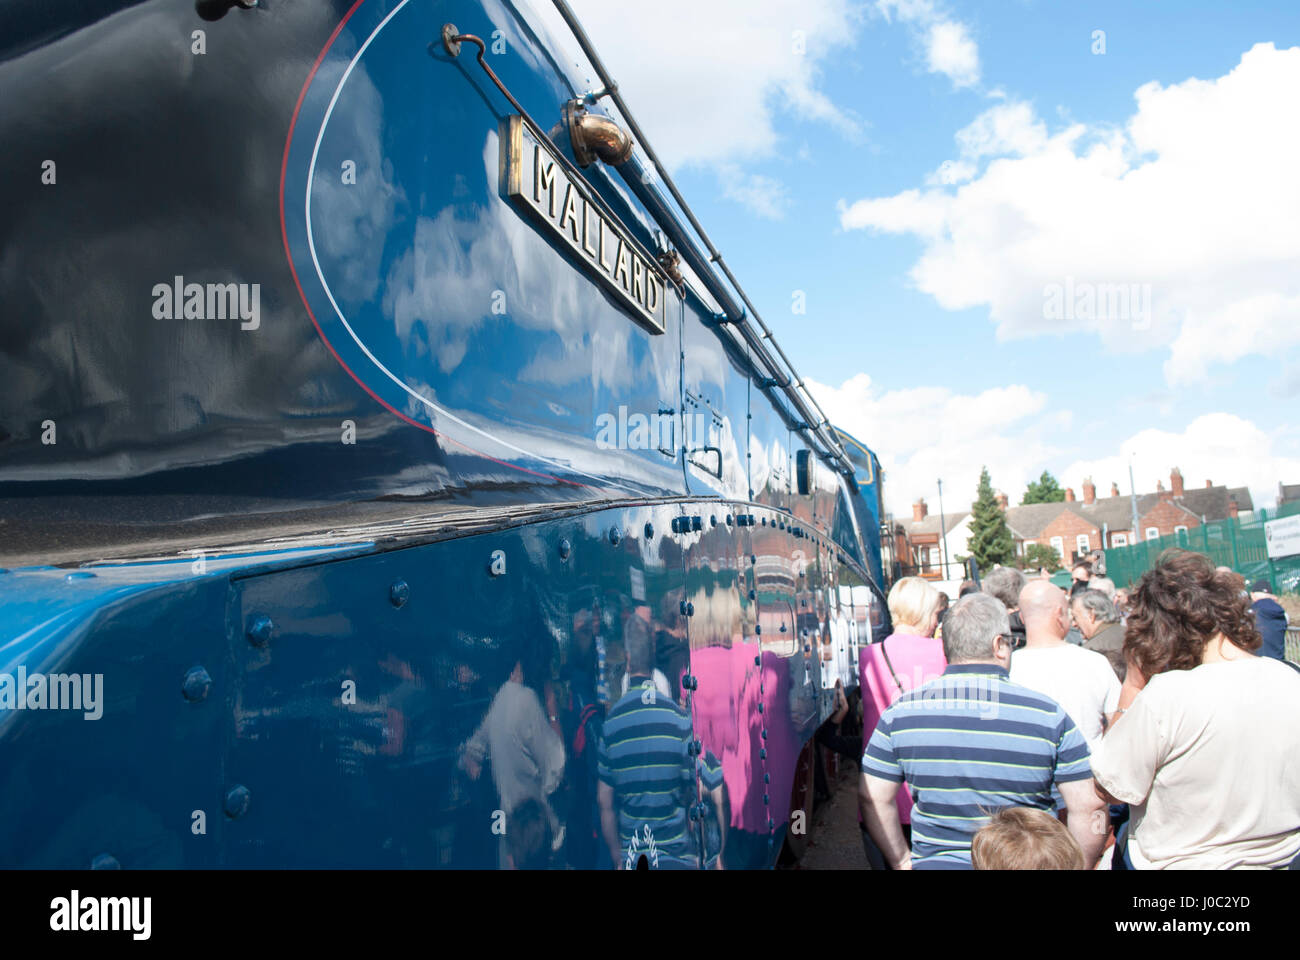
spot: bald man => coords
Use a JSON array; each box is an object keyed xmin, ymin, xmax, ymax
[{"xmin": 1010, "ymin": 580, "xmax": 1121, "ymax": 751}]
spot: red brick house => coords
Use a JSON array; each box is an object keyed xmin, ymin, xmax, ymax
[
  {"xmin": 892, "ymin": 468, "xmax": 1254, "ymax": 573},
  {"xmin": 894, "ymin": 498, "xmax": 970, "ymax": 580},
  {"xmin": 1012, "ymin": 468, "xmax": 1252, "ymax": 564}
]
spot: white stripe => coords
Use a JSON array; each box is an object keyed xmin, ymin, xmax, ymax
[{"xmin": 302, "ymin": 1, "xmax": 636, "ymax": 491}]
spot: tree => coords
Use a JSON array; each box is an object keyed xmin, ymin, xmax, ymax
[
  {"xmin": 1022, "ymin": 542, "xmax": 1062, "ymax": 573},
  {"xmin": 1022, "ymin": 470, "xmax": 1065, "ymax": 505},
  {"xmin": 967, "ymin": 467, "xmax": 1016, "ymax": 571}
]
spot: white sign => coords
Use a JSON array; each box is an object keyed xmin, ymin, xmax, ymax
[
  {"xmin": 1264, "ymin": 514, "xmax": 1300, "ymax": 560},
  {"xmin": 500, "ymin": 115, "xmax": 667, "ymax": 335}
]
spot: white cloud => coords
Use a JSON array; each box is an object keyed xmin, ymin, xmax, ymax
[
  {"xmin": 813, "ymin": 374, "xmax": 1300, "ymax": 518},
  {"xmin": 808, "ymin": 372, "xmax": 1063, "ymax": 517},
  {"xmin": 837, "ymin": 43, "xmax": 1300, "ymax": 384},
  {"xmin": 925, "ymin": 20, "xmax": 980, "ymax": 89},
  {"xmin": 875, "ymin": 0, "xmax": 981, "ymax": 89},
  {"xmin": 717, "ymin": 163, "xmax": 789, "ymax": 220},
  {"xmin": 925, "ymin": 158, "xmax": 976, "ymax": 186},
  {"xmin": 839, "ymin": 187, "xmax": 949, "ymax": 237},
  {"xmin": 546, "ymin": 0, "xmax": 863, "ymax": 173},
  {"xmin": 1061, "ymin": 413, "xmax": 1300, "ymax": 512},
  {"xmin": 953, "ymin": 100, "xmax": 1048, "ymax": 158}
]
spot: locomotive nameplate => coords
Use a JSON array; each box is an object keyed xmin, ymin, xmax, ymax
[{"xmin": 501, "ymin": 115, "xmax": 667, "ymax": 335}]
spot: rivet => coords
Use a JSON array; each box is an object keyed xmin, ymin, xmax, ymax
[
  {"xmin": 608, "ymin": 526, "xmax": 621, "ymax": 546},
  {"xmin": 757, "ymin": 702, "xmax": 764, "ymax": 713},
  {"xmin": 389, "ymin": 579, "xmax": 410, "ymax": 608},
  {"xmin": 182, "ymin": 666, "xmax": 212, "ymax": 703},
  {"xmin": 680, "ymin": 600, "xmax": 689, "ymax": 616},
  {"xmin": 762, "ymin": 729, "xmax": 768, "ymax": 740},
  {"xmin": 764, "ymin": 793, "xmax": 770, "ymax": 805},
  {"xmin": 224, "ymin": 784, "xmax": 251, "ymax": 819},
  {"xmin": 644, "ymin": 522, "xmax": 654, "ymax": 539},
  {"xmin": 559, "ymin": 538, "xmax": 571, "ymax": 560},
  {"xmin": 764, "ymin": 773, "xmax": 770, "ymax": 784},
  {"xmin": 760, "ymin": 748, "xmax": 767, "ymax": 759},
  {"xmin": 246, "ymin": 615, "xmax": 273, "ymax": 647},
  {"xmin": 90, "ymin": 853, "xmax": 120, "ymax": 870},
  {"xmin": 754, "ymin": 655, "xmax": 760, "ymax": 666},
  {"xmin": 65, "ymin": 571, "xmax": 96, "ymax": 581}
]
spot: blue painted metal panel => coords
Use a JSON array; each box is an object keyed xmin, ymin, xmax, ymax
[{"xmin": 0, "ymin": 0, "xmax": 889, "ymax": 869}]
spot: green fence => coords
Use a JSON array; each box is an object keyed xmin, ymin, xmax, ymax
[{"xmin": 1103, "ymin": 503, "xmax": 1300, "ymax": 592}]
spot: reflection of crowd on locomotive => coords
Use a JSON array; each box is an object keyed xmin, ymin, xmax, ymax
[
  {"xmin": 843, "ymin": 552, "xmax": 1300, "ymax": 869},
  {"xmin": 456, "ymin": 593, "xmax": 729, "ymax": 870}
]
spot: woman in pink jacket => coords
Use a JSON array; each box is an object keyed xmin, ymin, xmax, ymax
[{"xmin": 858, "ymin": 577, "xmax": 948, "ymax": 865}]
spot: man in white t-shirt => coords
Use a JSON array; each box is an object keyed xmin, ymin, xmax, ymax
[{"xmin": 1010, "ymin": 580, "xmax": 1120, "ymax": 749}]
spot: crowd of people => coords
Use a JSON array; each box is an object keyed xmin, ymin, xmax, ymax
[{"xmin": 854, "ymin": 550, "xmax": 1300, "ymax": 870}]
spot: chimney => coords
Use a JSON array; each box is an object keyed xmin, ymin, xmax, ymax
[
  {"xmin": 1065, "ymin": 487, "xmax": 1076, "ymax": 502},
  {"xmin": 913, "ymin": 498, "xmax": 928, "ymax": 523},
  {"xmin": 996, "ymin": 491, "xmax": 1009, "ymax": 511},
  {"xmin": 1157, "ymin": 480, "xmax": 1171, "ymax": 501},
  {"xmin": 1082, "ymin": 478, "xmax": 1096, "ymax": 505},
  {"xmin": 1206, "ymin": 479, "xmax": 1213, "ymax": 488},
  {"xmin": 1171, "ymin": 467, "xmax": 1184, "ymax": 498},
  {"xmin": 1110, "ymin": 482, "xmax": 1120, "ymax": 498},
  {"xmin": 1228, "ymin": 497, "xmax": 1239, "ymax": 519}
]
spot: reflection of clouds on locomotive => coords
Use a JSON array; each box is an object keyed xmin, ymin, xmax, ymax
[{"xmin": 0, "ymin": 0, "xmax": 895, "ymax": 870}]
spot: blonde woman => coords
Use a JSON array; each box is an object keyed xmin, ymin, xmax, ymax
[{"xmin": 857, "ymin": 577, "xmax": 947, "ymax": 865}]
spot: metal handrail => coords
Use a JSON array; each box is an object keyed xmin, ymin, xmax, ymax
[{"xmin": 548, "ymin": 0, "xmax": 855, "ymax": 478}]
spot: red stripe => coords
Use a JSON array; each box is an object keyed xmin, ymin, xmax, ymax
[{"xmin": 277, "ymin": 0, "xmax": 583, "ymax": 488}]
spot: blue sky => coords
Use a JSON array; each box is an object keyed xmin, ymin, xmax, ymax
[{"xmin": 557, "ymin": 0, "xmax": 1300, "ymax": 515}]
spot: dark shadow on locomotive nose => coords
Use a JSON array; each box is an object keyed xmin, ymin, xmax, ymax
[{"xmin": 196, "ymin": 0, "xmax": 258, "ymax": 23}]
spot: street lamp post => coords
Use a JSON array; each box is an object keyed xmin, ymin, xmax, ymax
[
  {"xmin": 938, "ymin": 478, "xmax": 949, "ymax": 581},
  {"xmin": 1129, "ymin": 457, "xmax": 1141, "ymax": 546}
]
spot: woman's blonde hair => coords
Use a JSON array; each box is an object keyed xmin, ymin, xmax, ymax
[{"xmin": 887, "ymin": 576, "xmax": 942, "ymax": 633}]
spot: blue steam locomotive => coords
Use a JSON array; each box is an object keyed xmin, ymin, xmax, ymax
[{"xmin": 0, "ymin": 0, "xmax": 889, "ymax": 868}]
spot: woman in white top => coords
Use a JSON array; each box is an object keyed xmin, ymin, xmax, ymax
[{"xmin": 1091, "ymin": 550, "xmax": 1300, "ymax": 869}]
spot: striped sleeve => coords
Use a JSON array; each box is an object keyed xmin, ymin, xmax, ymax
[
  {"xmin": 595, "ymin": 729, "xmax": 613, "ymax": 785},
  {"xmin": 861, "ymin": 711, "xmax": 903, "ymax": 782},
  {"xmin": 1051, "ymin": 710, "xmax": 1093, "ymax": 783},
  {"xmin": 699, "ymin": 749, "xmax": 725, "ymax": 791}
]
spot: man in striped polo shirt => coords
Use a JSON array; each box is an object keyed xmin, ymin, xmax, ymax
[
  {"xmin": 597, "ymin": 616, "xmax": 727, "ymax": 869},
  {"xmin": 861, "ymin": 593, "xmax": 1107, "ymax": 870}
]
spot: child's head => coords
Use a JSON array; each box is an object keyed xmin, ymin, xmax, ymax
[{"xmin": 971, "ymin": 807, "xmax": 1085, "ymax": 870}]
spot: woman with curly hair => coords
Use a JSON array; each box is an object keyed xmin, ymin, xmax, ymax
[{"xmin": 1091, "ymin": 549, "xmax": 1300, "ymax": 869}]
